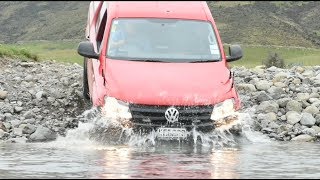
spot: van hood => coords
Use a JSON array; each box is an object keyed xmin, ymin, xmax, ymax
[{"xmin": 105, "ymin": 60, "xmax": 234, "ymax": 106}]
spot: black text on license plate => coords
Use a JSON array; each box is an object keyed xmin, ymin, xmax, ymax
[{"xmin": 156, "ymin": 127, "xmax": 188, "ymax": 139}]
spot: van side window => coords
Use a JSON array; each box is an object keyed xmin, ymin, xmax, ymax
[{"xmin": 96, "ymin": 2, "xmax": 108, "ymax": 51}]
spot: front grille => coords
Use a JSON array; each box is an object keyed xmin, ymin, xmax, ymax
[{"xmin": 129, "ymin": 104, "xmax": 214, "ymax": 128}]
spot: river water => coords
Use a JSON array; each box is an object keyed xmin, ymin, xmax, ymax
[{"xmin": 1, "ymin": 109, "xmax": 320, "ymax": 179}]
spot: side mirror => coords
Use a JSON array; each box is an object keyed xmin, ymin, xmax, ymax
[
  {"xmin": 77, "ymin": 41, "xmax": 99, "ymax": 59},
  {"xmin": 226, "ymin": 44, "xmax": 243, "ymax": 62}
]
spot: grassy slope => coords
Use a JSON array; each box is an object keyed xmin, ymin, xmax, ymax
[
  {"xmin": 2, "ymin": 41, "xmax": 319, "ymax": 68},
  {"xmin": 0, "ymin": 1, "xmax": 89, "ymax": 43},
  {"xmin": 11, "ymin": 40, "xmax": 82, "ymax": 64},
  {"xmin": 0, "ymin": 44, "xmax": 39, "ymax": 61},
  {"xmin": 0, "ymin": 1, "xmax": 320, "ymax": 48},
  {"xmin": 208, "ymin": 1, "xmax": 320, "ymax": 48},
  {"xmin": 228, "ymin": 45, "xmax": 320, "ymax": 68}
]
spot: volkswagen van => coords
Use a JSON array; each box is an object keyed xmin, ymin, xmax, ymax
[{"xmin": 78, "ymin": 1, "xmax": 243, "ymax": 139}]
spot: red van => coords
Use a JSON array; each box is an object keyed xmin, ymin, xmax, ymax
[{"xmin": 78, "ymin": 1, "xmax": 243, "ymax": 139}]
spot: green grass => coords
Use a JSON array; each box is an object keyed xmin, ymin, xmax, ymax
[
  {"xmin": 4, "ymin": 40, "xmax": 83, "ymax": 64},
  {"xmin": 0, "ymin": 44, "xmax": 39, "ymax": 61},
  {"xmin": 2, "ymin": 41, "xmax": 320, "ymax": 68},
  {"xmin": 227, "ymin": 45, "xmax": 320, "ymax": 68},
  {"xmin": 213, "ymin": 1, "xmax": 253, "ymax": 8}
]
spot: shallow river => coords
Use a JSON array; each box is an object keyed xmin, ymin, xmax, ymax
[
  {"xmin": 1, "ymin": 109, "xmax": 320, "ymax": 179},
  {"xmin": 1, "ymin": 130, "xmax": 320, "ymax": 178}
]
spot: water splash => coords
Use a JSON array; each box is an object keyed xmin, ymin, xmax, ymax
[{"xmin": 49, "ymin": 104, "xmax": 271, "ymax": 150}]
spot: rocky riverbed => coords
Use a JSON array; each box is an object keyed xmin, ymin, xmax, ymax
[{"xmin": 0, "ymin": 58, "xmax": 320, "ymax": 143}]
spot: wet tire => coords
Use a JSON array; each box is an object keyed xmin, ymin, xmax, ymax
[{"xmin": 83, "ymin": 58, "xmax": 90, "ymax": 101}]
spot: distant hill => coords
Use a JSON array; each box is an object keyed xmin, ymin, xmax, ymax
[
  {"xmin": 0, "ymin": 1, "xmax": 319, "ymax": 48},
  {"xmin": 0, "ymin": 1, "xmax": 89, "ymax": 43},
  {"xmin": 208, "ymin": 1, "xmax": 320, "ymax": 48}
]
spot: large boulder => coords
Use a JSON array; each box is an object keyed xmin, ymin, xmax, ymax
[
  {"xmin": 300, "ymin": 113, "xmax": 316, "ymax": 127},
  {"xmin": 29, "ymin": 125, "xmax": 57, "ymax": 142},
  {"xmin": 286, "ymin": 100, "xmax": 302, "ymax": 113},
  {"xmin": 286, "ymin": 111, "xmax": 301, "ymax": 125},
  {"xmin": 291, "ymin": 134, "xmax": 314, "ymax": 142},
  {"xmin": 256, "ymin": 101, "xmax": 279, "ymax": 113}
]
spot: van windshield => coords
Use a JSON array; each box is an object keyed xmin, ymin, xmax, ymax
[{"xmin": 106, "ymin": 18, "xmax": 221, "ymax": 63}]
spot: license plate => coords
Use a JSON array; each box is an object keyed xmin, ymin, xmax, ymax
[{"xmin": 156, "ymin": 127, "xmax": 188, "ymax": 140}]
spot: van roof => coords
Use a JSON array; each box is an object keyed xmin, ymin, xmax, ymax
[{"xmin": 108, "ymin": 1, "xmax": 210, "ymax": 21}]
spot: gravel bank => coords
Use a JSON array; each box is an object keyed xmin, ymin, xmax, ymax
[
  {"xmin": 0, "ymin": 58, "xmax": 319, "ymax": 143},
  {"xmin": 0, "ymin": 58, "xmax": 90, "ymax": 143}
]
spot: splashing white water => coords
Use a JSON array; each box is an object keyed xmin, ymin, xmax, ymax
[{"xmin": 48, "ymin": 104, "xmax": 271, "ymax": 150}]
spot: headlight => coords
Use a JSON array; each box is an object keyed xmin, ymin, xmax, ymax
[
  {"xmin": 210, "ymin": 99, "xmax": 235, "ymax": 121},
  {"xmin": 102, "ymin": 96, "xmax": 132, "ymax": 120}
]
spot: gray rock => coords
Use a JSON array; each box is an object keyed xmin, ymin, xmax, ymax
[
  {"xmin": 273, "ymin": 82, "xmax": 286, "ymax": 88},
  {"xmin": 24, "ymin": 118, "xmax": 36, "ymax": 124},
  {"xmin": 4, "ymin": 113, "xmax": 13, "ymax": 121},
  {"xmin": 10, "ymin": 120, "xmax": 21, "ymax": 128},
  {"xmin": 21, "ymin": 124, "xmax": 36, "ymax": 134},
  {"xmin": 23, "ymin": 110, "xmax": 35, "ymax": 119},
  {"xmin": 256, "ymin": 80, "xmax": 273, "ymax": 91},
  {"xmin": 297, "ymin": 93, "xmax": 310, "ymax": 101},
  {"xmin": 316, "ymin": 114, "xmax": 320, "ymax": 125},
  {"xmin": 303, "ymin": 105, "xmax": 319, "ymax": 115},
  {"xmin": 262, "ymin": 128, "xmax": 273, "ymax": 133},
  {"xmin": 301, "ymin": 100, "xmax": 311, "ymax": 109},
  {"xmin": 309, "ymin": 98, "xmax": 320, "ymax": 104},
  {"xmin": 60, "ymin": 77, "xmax": 69, "ymax": 86},
  {"xmin": 7, "ymin": 137, "xmax": 27, "ymax": 143},
  {"xmin": 255, "ymin": 91, "xmax": 272, "ymax": 102},
  {"xmin": 0, "ymin": 121, "xmax": 7, "ymax": 132},
  {"xmin": 256, "ymin": 101, "xmax": 279, "ymax": 113},
  {"xmin": 312, "ymin": 126, "xmax": 320, "ymax": 134},
  {"xmin": 286, "ymin": 100, "xmax": 302, "ymax": 112},
  {"xmin": 0, "ymin": 90, "xmax": 8, "ymax": 100},
  {"xmin": 267, "ymin": 86, "xmax": 285, "ymax": 99},
  {"xmin": 0, "ymin": 129, "xmax": 5, "ymax": 139},
  {"xmin": 13, "ymin": 128, "xmax": 23, "ymax": 136},
  {"xmin": 277, "ymin": 98, "xmax": 291, "ymax": 108},
  {"xmin": 309, "ymin": 92, "xmax": 320, "ymax": 98},
  {"xmin": 266, "ymin": 112, "xmax": 277, "ymax": 121},
  {"xmin": 268, "ymin": 121, "xmax": 280, "ymax": 129},
  {"xmin": 35, "ymin": 91, "xmax": 44, "ymax": 100},
  {"xmin": 25, "ymin": 74, "xmax": 33, "ymax": 81},
  {"xmin": 292, "ymin": 78, "xmax": 301, "ymax": 85},
  {"xmin": 32, "ymin": 107, "xmax": 41, "ymax": 113},
  {"xmin": 29, "ymin": 125, "xmax": 57, "ymax": 142},
  {"xmin": 302, "ymin": 128, "xmax": 317, "ymax": 136},
  {"xmin": 291, "ymin": 134, "xmax": 314, "ymax": 142},
  {"xmin": 3, "ymin": 122, "xmax": 11, "ymax": 130},
  {"xmin": 47, "ymin": 97, "xmax": 55, "ymax": 103},
  {"xmin": 300, "ymin": 113, "xmax": 316, "ymax": 127},
  {"xmin": 302, "ymin": 70, "xmax": 314, "ymax": 77},
  {"xmin": 267, "ymin": 66, "xmax": 278, "ymax": 72},
  {"xmin": 280, "ymin": 115, "xmax": 286, "ymax": 121},
  {"xmin": 286, "ymin": 111, "xmax": 301, "ymax": 125},
  {"xmin": 14, "ymin": 106, "xmax": 23, "ymax": 113},
  {"xmin": 273, "ymin": 72, "xmax": 288, "ymax": 82}
]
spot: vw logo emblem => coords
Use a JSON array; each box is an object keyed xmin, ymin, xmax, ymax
[{"xmin": 165, "ymin": 107, "xmax": 179, "ymax": 123}]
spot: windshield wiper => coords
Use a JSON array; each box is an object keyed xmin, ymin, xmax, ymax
[
  {"xmin": 188, "ymin": 59, "xmax": 221, "ymax": 63},
  {"xmin": 130, "ymin": 59, "xmax": 169, "ymax": 63}
]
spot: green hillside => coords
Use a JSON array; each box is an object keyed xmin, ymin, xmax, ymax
[
  {"xmin": 208, "ymin": 1, "xmax": 320, "ymax": 48},
  {"xmin": 0, "ymin": 1, "xmax": 89, "ymax": 43},
  {"xmin": 0, "ymin": 1, "xmax": 320, "ymax": 48}
]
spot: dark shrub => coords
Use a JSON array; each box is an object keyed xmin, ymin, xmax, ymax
[{"xmin": 262, "ymin": 52, "xmax": 285, "ymax": 68}]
